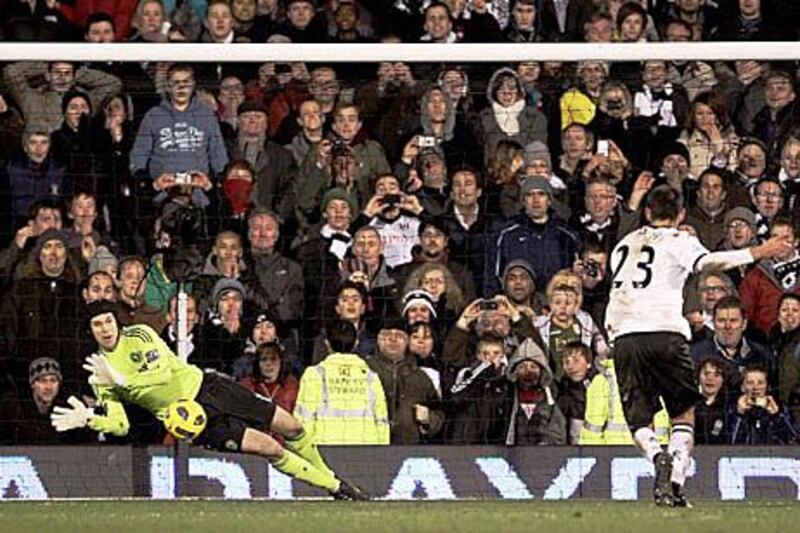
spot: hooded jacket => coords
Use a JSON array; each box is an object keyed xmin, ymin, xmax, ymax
[
  {"xmin": 130, "ymin": 97, "xmax": 229, "ymax": 181},
  {"xmin": 504, "ymin": 338, "xmax": 567, "ymax": 445},
  {"xmin": 478, "ymin": 67, "xmax": 548, "ymax": 165},
  {"xmin": 740, "ymin": 257, "xmax": 800, "ymax": 335}
]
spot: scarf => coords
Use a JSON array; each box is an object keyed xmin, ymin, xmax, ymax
[
  {"xmin": 223, "ymin": 180, "xmax": 253, "ymax": 215},
  {"xmin": 492, "ymin": 98, "xmax": 525, "ymax": 136}
]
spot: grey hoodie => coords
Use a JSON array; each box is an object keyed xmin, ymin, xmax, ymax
[
  {"xmin": 419, "ymin": 86, "xmax": 457, "ymax": 143},
  {"xmin": 130, "ymin": 97, "xmax": 229, "ymax": 181}
]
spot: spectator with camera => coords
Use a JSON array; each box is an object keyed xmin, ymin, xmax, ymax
[
  {"xmin": 573, "ymin": 238, "xmax": 611, "ymax": 328},
  {"xmin": 354, "ymin": 174, "xmax": 423, "ymax": 269},
  {"xmin": 130, "ymin": 63, "xmax": 228, "ymax": 210},
  {"xmin": 730, "ymin": 365, "xmax": 798, "ymax": 444}
]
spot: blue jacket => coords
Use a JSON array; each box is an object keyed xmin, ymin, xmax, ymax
[
  {"xmin": 130, "ymin": 97, "xmax": 228, "ymax": 181},
  {"xmin": 484, "ymin": 212, "xmax": 580, "ymax": 296},
  {"xmin": 3, "ymin": 155, "xmax": 69, "ymax": 223}
]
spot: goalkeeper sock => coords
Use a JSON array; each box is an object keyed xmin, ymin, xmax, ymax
[
  {"xmin": 284, "ymin": 429, "xmax": 337, "ymax": 479},
  {"xmin": 272, "ymin": 449, "xmax": 340, "ymax": 493}
]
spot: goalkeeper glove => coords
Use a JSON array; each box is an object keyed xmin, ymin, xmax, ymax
[
  {"xmin": 83, "ymin": 353, "xmax": 127, "ymax": 387},
  {"xmin": 51, "ymin": 396, "xmax": 94, "ymax": 432}
]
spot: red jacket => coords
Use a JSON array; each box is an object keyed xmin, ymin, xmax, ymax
[
  {"xmin": 59, "ymin": 0, "xmax": 139, "ymax": 41},
  {"xmin": 239, "ymin": 375, "xmax": 300, "ymax": 415},
  {"xmin": 740, "ymin": 263, "xmax": 800, "ymax": 335}
]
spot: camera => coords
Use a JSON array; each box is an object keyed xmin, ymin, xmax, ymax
[
  {"xmin": 751, "ymin": 396, "xmax": 768, "ymax": 409},
  {"xmin": 479, "ymin": 299, "xmax": 499, "ymax": 311},
  {"xmin": 585, "ymin": 259, "xmax": 600, "ymax": 278},
  {"xmin": 418, "ymin": 136, "xmax": 437, "ymax": 148},
  {"xmin": 383, "ymin": 194, "xmax": 402, "ymax": 206},
  {"xmin": 175, "ymin": 172, "xmax": 192, "ymax": 186}
]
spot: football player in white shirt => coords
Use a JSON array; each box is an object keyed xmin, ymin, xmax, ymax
[{"xmin": 605, "ymin": 185, "xmax": 791, "ymax": 507}]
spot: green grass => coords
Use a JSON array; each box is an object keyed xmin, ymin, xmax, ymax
[{"xmin": 1, "ymin": 500, "xmax": 798, "ymax": 533}]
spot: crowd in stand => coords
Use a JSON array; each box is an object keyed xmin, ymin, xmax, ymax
[{"xmin": 1, "ymin": 0, "xmax": 800, "ymax": 447}]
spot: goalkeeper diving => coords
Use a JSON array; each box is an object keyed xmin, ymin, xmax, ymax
[{"xmin": 51, "ymin": 300, "xmax": 368, "ymax": 500}]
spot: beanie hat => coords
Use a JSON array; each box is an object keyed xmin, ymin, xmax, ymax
[
  {"xmin": 723, "ymin": 207, "xmax": 756, "ymax": 230},
  {"xmin": 524, "ymin": 141, "xmax": 552, "ymax": 169},
  {"xmin": 401, "ymin": 289, "xmax": 438, "ymax": 319},
  {"xmin": 519, "ymin": 176, "xmax": 552, "ymax": 198},
  {"xmin": 33, "ymin": 228, "xmax": 70, "ymax": 258},
  {"xmin": 29, "ymin": 357, "xmax": 62, "ymax": 385},
  {"xmin": 61, "ymin": 89, "xmax": 92, "ymax": 116},
  {"xmin": 211, "ymin": 278, "xmax": 246, "ymax": 307},
  {"xmin": 88, "ymin": 245, "xmax": 118, "ymax": 275},
  {"xmin": 237, "ymin": 99, "xmax": 269, "ymax": 116},
  {"xmin": 322, "ymin": 187, "xmax": 358, "ymax": 215},
  {"xmin": 502, "ymin": 259, "xmax": 536, "ymax": 287}
]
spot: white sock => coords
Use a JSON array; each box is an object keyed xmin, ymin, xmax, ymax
[
  {"xmin": 633, "ymin": 427, "xmax": 662, "ymax": 463},
  {"xmin": 668, "ymin": 423, "xmax": 694, "ymax": 487}
]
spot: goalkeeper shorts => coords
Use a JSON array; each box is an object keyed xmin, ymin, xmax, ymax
[{"xmin": 194, "ymin": 370, "xmax": 277, "ymax": 452}]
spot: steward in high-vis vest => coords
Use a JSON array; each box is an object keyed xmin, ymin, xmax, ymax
[
  {"xmin": 294, "ymin": 321, "xmax": 390, "ymax": 444},
  {"xmin": 580, "ymin": 359, "xmax": 670, "ymax": 445}
]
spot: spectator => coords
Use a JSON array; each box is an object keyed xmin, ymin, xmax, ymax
[
  {"xmin": 573, "ymin": 238, "xmax": 611, "ymax": 328},
  {"xmin": 685, "ymin": 169, "xmax": 729, "ymax": 249},
  {"xmin": 740, "ymin": 218, "xmax": 800, "ymax": 335},
  {"xmin": 81, "ymin": 269, "xmax": 117, "ymax": 304},
  {"xmin": 239, "ymin": 341, "xmax": 300, "ymax": 415},
  {"xmin": 312, "ymin": 280, "xmax": 376, "ymax": 363},
  {"xmin": 403, "ymin": 264, "xmax": 464, "ymax": 335},
  {"xmin": 539, "ymin": 0, "xmax": 592, "ymax": 42},
  {"xmin": 694, "ymin": 357, "xmax": 728, "ymax": 444},
  {"xmin": 0, "ymin": 358, "xmax": 89, "ymax": 444},
  {"xmin": 0, "ymin": 229, "xmax": 83, "ymax": 389},
  {"xmin": 420, "ymin": 2, "xmax": 459, "ymax": 43},
  {"xmin": 730, "ymin": 366, "xmax": 798, "ymax": 444},
  {"xmin": 1, "ymin": 130, "xmax": 70, "ymax": 235},
  {"xmin": 557, "ymin": 341, "xmax": 595, "ymax": 444},
  {"xmin": 485, "ymin": 176, "xmax": 580, "ymax": 296},
  {"xmin": 3, "ymin": 61, "xmax": 122, "ymax": 133},
  {"xmin": 294, "ymin": 320, "xmax": 390, "ymax": 444},
  {"xmin": 161, "ymin": 291, "xmax": 201, "ymax": 360},
  {"xmin": 359, "ymin": 174, "xmax": 423, "ymax": 269},
  {"xmin": 751, "ymin": 178, "xmax": 785, "ymax": 241},
  {"xmin": 226, "ymin": 100, "xmax": 296, "ymax": 220},
  {"xmin": 367, "ymin": 317, "xmax": 445, "ymax": 443},
  {"xmin": 242, "ymin": 208, "xmax": 303, "ymax": 322},
  {"xmin": 199, "ymin": 278, "xmax": 249, "ymax": 373},
  {"xmin": 504, "ymin": 337, "xmax": 566, "ymax": 444},
  {"xmin": 278, "ymin": 0, "xmax": 327, "ymax": 42},
  {"xmin": 501, "ymin": 258, "xmax": 540, "ymax": 318},
  {"xmin": 533, "ymin": 270, "xmax": 609, "ymax": 378},
  {"xmin": 445, "ymin": 332, "xmax": 511, "ymax": 444},
  {"xmin": 115, "ymin": 255, "xmax": 167, "ymax": 331},
  {"xmin": 443, "ymin": 168, "xmax": 496, "ymax": 291},
  {"xmin": 749, "ymin": 71, "xmax": 800, "ymax": 162},
  {"xmin": 478, "ymin": 67, "xmax": 548, "ymax": 165},
  {"xmin": 691, "ymin": 295, "xmax": 776, "ymax": 398},
  {"xmin": 503, "ymin": 0, "xmax": 540, "ymax": 42},
  {"xmin": 0, "ymin": 199, "xmax": 63, "ymax": 282},
  {"xmin": 200, "ymin": 0, "xmax": 237, "ymax": 43},
  {"xmin": 408, "ymin": 321, "xmax": 442, "ymax": 391},
  {"xmin": 130, "ymin": 63, "xmax": 228, "ymax": 209},
  {"xmin": 60, "ymin": 1, "xmax": 139, "ymax": 41},
  {"xmin": 285, "ymin": 99, "xmax": 325, "ymax": 166},
  {"xmin": 717, "ymin": 207, "xmax": 758, "ymax": 285}
]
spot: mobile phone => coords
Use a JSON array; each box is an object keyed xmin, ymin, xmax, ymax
[
  {"xmin": 479, "ymin": 299, "xmax": 499, "ymax": 311},
  {"xmin": 585, "ymin": 259, "xmax": 599, "ymax": 278},
  {"xmin": 597, "ymin": 140, "xmax": 609, "ymax": 157}
]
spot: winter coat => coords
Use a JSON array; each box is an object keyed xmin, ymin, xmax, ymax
[
  {"xmin": 484, "ymin": 212, "xmax": 580, "ymax": 296},
  {"xmin": 477, "ymin": 68, "xmax": 548, "ymax": 165},
  {"xmin": 1, "ymin": 155, "xmax": 70, "ymax": 228},
  {"xmin": 225, "ymin": 137, "xmax": 296, "ymax": 220},
  {"xmin": 445, "ymin": 360, "xmax": 511, "ymax": 444},
  {"xmin": 694, "ymin": 394, "xmax": 729, "ymax": 445},
  {"xmin": 243, "ymin": 250, "xmax": 303, "ymax": 322},
  {"xmin": 367, "ymin": 352, "xmax": 445, "ymax": 444},
  {"xmin": 740, "ymin": 259, "xmax": 800, "ymax": 335},
  {"xmin": 730, "ymin": 404, "xmax": 799, "ymax": 445},
  {"xmin": 504, "ymin": 338, "xmax": 567, "ymax": 445},
  {"xmin": 678, "ymin": 128, "xmax": 738, "ymax": 179}
]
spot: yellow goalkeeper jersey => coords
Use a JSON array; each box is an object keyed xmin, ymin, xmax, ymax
[{"xmin": 88, "ymin": 324, "xmax": 203, "ymax": 436}]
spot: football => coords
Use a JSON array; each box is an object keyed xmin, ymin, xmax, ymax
[{"xmin": 163, "ymin": 399, "xmax": 207, "ymax": 442}]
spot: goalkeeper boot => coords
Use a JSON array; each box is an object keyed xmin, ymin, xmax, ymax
[
  {"xmin": 671, "ymin": 482, "xmax": 692, "ymax": 508},
  {"xmin": 653, "ymin": 452, "xmax": 674, "ymax": 507},
  {"xmin": 332, "ymin": 479, "xmax": 371, "ymax": 501}
]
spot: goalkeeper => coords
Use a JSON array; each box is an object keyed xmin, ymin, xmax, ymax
[{"xmin": 51, "ymin": 301, "xmax": 368, "ymax": 500}]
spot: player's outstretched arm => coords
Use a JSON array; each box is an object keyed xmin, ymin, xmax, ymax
[
  {"xmin": 695, "ymin": 235, "xmax": 794, "ymax": 273},
  {"xmin": 50, "ymin": 394, "xmax": 130, "ymax": 437}
]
